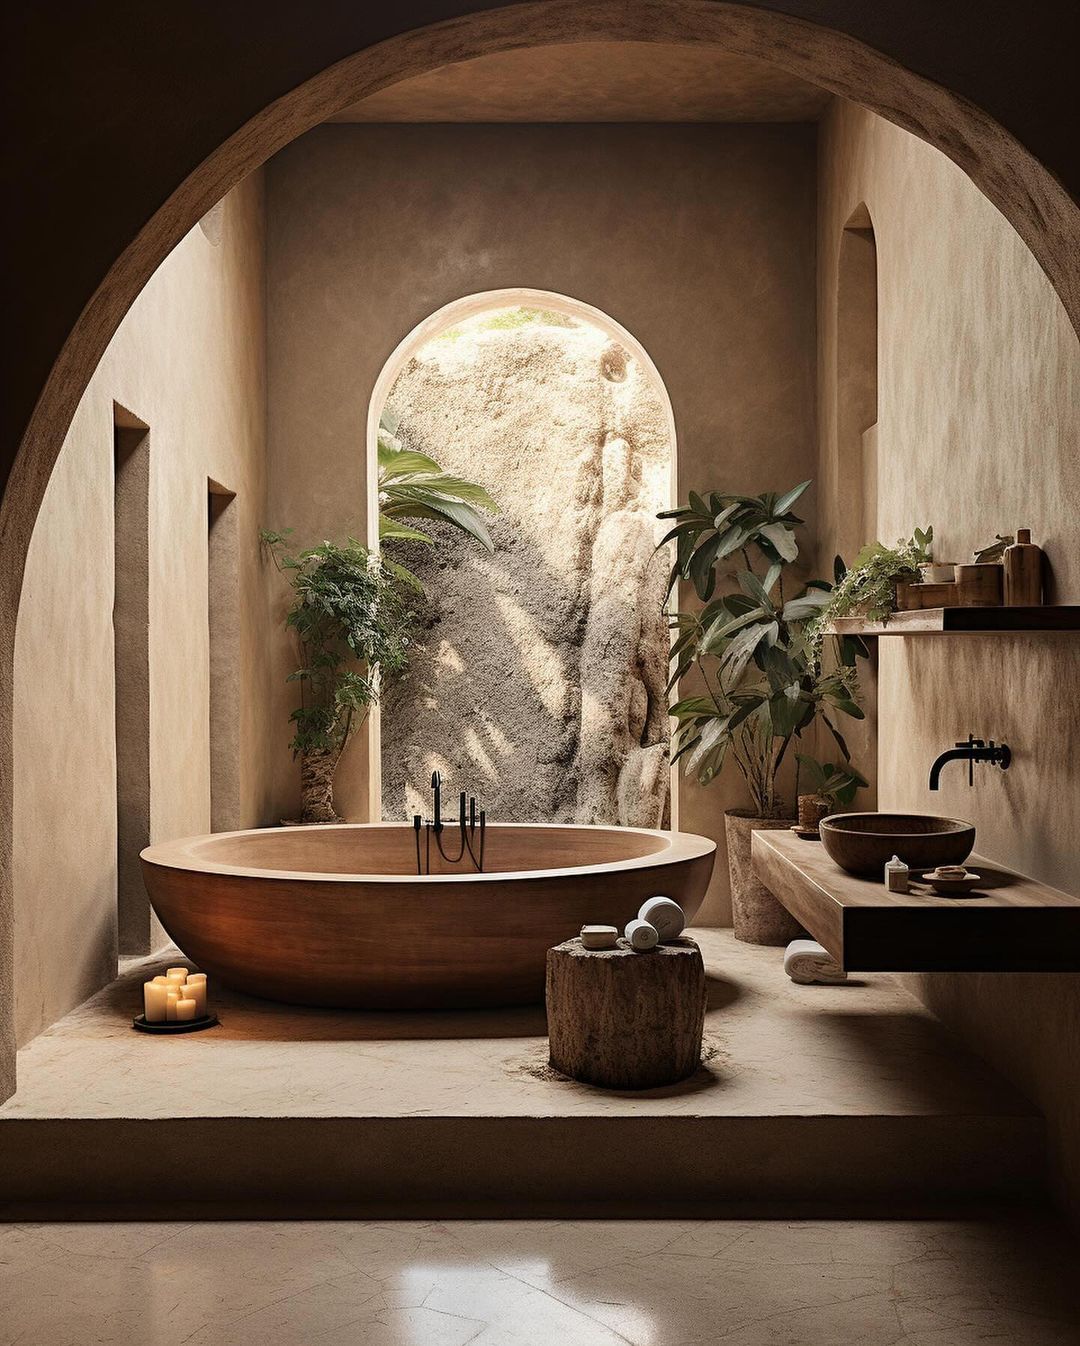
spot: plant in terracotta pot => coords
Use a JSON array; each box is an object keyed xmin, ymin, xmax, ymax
[
  {"xmin": 660, "ymin": 481, "xmax": 868, "ymax": 944},
  {"xmin": 794, "ymin": 754, "xmax": 868, "ymax": 831}
]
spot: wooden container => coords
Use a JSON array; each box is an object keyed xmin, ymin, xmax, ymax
[
  {"xmin": 546, "ymin": 936, "xmax": 706, "ymax": 1088},
  {"xmin": 955, "ymin": 563, "xmax": 1003, "ymax": 606},
  {"xmin": 1003, "ymin": 529, "xmax": 1044, "ymax": 605},
  {"xmin": 897, "ymin": 580, "xmax": 961, "ymax": 610}
]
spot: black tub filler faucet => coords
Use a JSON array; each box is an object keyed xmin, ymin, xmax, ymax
[
  {"xmin": 928, "ymin": 734, "xmax": 1012, "ymax": 790},
  {"xmin": 413, "ymin": 770, "xmax": 486, "ymax": 874}
]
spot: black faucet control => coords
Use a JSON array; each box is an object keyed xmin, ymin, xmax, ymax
[{"xmin": 928, "ymin": 734, "xmax": 1012, "ymax": 790}]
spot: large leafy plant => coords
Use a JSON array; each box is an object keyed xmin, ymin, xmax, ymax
[
  {"xmin": 377, "ymin": 407, "xmax": 498, "ymax": 585},
  {"xmin": 662, "ymin": 481, "xmax": 867, "ymax": 818},
  {"xmin": 261, "ymin": 532, "xmax": 414, "ymax": 821}
]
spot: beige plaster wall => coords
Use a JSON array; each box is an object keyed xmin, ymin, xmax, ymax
[
  {"xmin": 817, "ymin": 101, "xmax": 1080, "ymax": 1216},
  {"xmin": 265, "ymin": 123, "xmax": 818, "ymax": 920},
  {"xmin": 13, "ymin": 177, "xmax": 272, "ymax": 1046}
]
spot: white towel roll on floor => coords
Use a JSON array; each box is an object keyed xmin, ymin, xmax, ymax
[{"xmin": 783, "ymin": 939, "xmax": 848, "ymax": 985}]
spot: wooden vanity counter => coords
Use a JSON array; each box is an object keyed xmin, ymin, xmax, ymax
[{"xmin": 752, "ymin": 828, "xmax": 1080, "ymax": 972}]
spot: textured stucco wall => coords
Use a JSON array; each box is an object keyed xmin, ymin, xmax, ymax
[
  {"xmin": 265, "ymin": 123, "xmax": 818, "ymax": 919},
  {"xmin": 13, "ymin": 178, "xmax": 271, "ymax": 1046},
  {"xmin": 817, "ymin": 102, "xmax": 1080, "ymax": 1216},
  {"xmin": 380, "ymin": 316, "xmax": 672, "ymax": 825}
]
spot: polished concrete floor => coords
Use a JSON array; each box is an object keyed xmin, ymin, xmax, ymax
[
  {"xmin": 0, "ymin": 931, "xmax": 1042, "ymax": 1217},
  {"xmin": 1, "ymin": 1216, "xmax": 1078, "ymax": 1345}
]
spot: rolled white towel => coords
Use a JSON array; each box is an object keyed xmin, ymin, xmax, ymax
[
  {"xmin": 624, "ymin": 919, "xmax": 659, "ymax": 951},
  {"xmin": 783, "ymin": 939, "xmax": 848, "ymax": 985},
  {"xmin": 638, "ymin": 896, "xmax": 685, "ymax": 942}
]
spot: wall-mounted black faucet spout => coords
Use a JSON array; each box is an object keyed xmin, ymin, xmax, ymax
[{"xmin": 928, "ymin": 734, "xmax": 1012, "ymax": 790}]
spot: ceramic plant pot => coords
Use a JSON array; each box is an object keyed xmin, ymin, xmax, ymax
[{"xmin": 724, "ymin": 809, "xmax": 801, "ymax": 945}]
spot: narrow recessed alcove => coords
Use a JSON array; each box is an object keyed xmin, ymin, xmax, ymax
[
  {"xmin": 207, "ymin": 480, "xmax": 240, "ymax": 832},
  {"xmin": 836, "ymin": 204, "xmax": 878, "ymax": 558},
  {"xmin": 3, "ymin": 14, "xmax": 1080, "ymax": 1320},
  {"xmin": 112, "ymin": 403, "xmax": 158, "ymax": 955}
]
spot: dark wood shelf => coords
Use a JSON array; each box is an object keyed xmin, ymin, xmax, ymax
[
  {"xmin": 752, "ymin": 828, "xmax": 1080, "ymax": 972},
  {"xmin": 824, "ymin": 605, "xmax": 1080, "ymax": 636}
]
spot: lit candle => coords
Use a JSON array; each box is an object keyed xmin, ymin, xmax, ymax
[
  {"xmin": 182, "ymin": 978, "xmax": 207, "ymax": 1016},
  {"xmin": 143, "ymin": 981, "xmax": 169, "ymax": 1023},
  {"xmin": 175, "ymin": 997, "xmax": 197, "ymax": 1022},
  {"xmin": 166, "ymin": 990, "xmax": 180, "ymax": 1022},
  {"xmin": 167, "ymin": 967, "xmax": 188, "ymax": 978}
]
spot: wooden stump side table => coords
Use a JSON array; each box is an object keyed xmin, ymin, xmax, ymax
[{"xmin": 545, "ymin": 936, "xmax": 707, "ymax": 1089}]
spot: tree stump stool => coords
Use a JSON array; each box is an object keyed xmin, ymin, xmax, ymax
[{"xmin": 546, "ymin": 936, "xmax": 707, "ymax": 1089}]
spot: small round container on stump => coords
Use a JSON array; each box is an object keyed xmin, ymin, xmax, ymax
[{"xmin": 546, "ymin": 936, "xmax": 706, "ymax": 1089}]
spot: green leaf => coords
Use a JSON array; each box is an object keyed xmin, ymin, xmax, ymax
[
  {"xmin": 773, "ymin": 480, "xmax": 811, "ymax": 517},
  {"xmin": 378, "ymin": 517, "xmax": 434, "ymax": 545},
  {"xmin": 377, "ymin": 444, "xmax": 444, "ymax": 479},
  {"xmin": 758, "ymin": 522, "xmax": 799, "ymax": 562},
  {"xmin": 738, "ymin": 569, "xmax": 776, "ymax": 611}
]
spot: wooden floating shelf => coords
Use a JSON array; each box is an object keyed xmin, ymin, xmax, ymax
[
  {"xmin": 824, "ymin": 605, "xmax": 1080, "ymax": 636},
  {"xmin": 752, "ymin": 828, "xmax": 1080, "ymax": 973}
]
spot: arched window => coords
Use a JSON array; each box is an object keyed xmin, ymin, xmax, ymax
[{"xmin": 367, "ymin": 290, "xmax": 677, "ymax": 827}]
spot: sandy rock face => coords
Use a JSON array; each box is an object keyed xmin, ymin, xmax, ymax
[{"xmin": 380, "ymin": 316, "xmax": 672, "ymax": 826}]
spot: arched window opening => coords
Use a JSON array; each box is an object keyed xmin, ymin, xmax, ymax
[{"xmin": 368, "ymin": 290, "xmax": 677, "ymax": 828}]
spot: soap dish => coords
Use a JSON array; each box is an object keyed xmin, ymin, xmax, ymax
[
  {"xmin": 923, "ymin": 868, "xmax": 982, "ymax": 895},
  {"xmin": 132, "ymin": 1012, "xmax": 219, "ymax": 1034},
  {"xmin": 790, "ymin": 824, "xmax": 821, "ymax": 842}
]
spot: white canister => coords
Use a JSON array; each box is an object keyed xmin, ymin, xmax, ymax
[
  {"xmin": 624, "ymin": 919, "xmax": 659, "ymax": 951},
  {"xmin": 637, "ymin": 896, "xmax": 685, "ymax": 942}
]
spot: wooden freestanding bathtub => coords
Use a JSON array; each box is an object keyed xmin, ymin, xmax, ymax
[{"xmin": 141, "ymin": 823, "xmax": 715, "ymax": 1008}]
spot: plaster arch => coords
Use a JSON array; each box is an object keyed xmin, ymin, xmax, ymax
[
  {"xmin": 365, "ymin": 287, "xmax": 678, "ymax": 822},
  {"xmin": 2, "ymin": 0, "xmax": 1078, "ymax": 1100}
]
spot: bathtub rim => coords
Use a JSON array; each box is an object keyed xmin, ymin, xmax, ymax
[{"xmin": 140, "ymin": 821, "xmax": 715, "ymax": 886}]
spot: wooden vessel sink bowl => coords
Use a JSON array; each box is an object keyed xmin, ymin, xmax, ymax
[
  {"xmin": 141, "ymin": 823, "xmax": 715, "ymax": 1010},
  {"xmin": 819, "ymin": 813, "xmax": 975, "ymax": 877}
]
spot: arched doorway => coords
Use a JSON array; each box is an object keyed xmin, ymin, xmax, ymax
[
  {"xmin": 368, "ymin": 289, "xmax": 677, "ymax": 827},
  {"xmin": 2, "ymin": 1, "xmax": 1078, "ymax": 1100}
]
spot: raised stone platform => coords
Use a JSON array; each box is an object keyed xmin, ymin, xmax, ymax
[{"xmin": 0, "ymin": 930, "xmax": 1042, "ymax": 1219}]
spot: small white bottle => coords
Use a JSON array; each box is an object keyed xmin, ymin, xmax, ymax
[{"xmin": 884, "ymin": 855, "xmax": 909, "ymax": 893}]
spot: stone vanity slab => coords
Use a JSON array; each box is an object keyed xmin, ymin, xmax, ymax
[{"xmin": 0, "ymin": 930, "xmax": 1041, "ymax": 1219}]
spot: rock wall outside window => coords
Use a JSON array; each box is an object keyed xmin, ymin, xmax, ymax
[{"xmin": 379, "ymin": 311, "xmax": 673, "ymax": 827}]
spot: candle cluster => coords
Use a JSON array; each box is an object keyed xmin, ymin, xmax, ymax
[{"xmin": 143, "ymin": 967, "xmax": 209, "ymax": 1023}]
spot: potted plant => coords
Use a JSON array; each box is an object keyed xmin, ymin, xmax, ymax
[
  {"xmin": 794, "ymin": 753, "xmax": 869, "ymax": 832},
  {"xmin": 661, "ymin": 481, "xmax": 868, "ymax": 944},
  {"xmin": 261, "ymin": 534, "xmax": 415, "ymax": 823},
  {"xmin": 264, "ymin": 411, "xmax": 499, "ymax": 823},
  {"xmin": 813, "ymin": 528, "xmax": 933, "ymax": 627}
]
